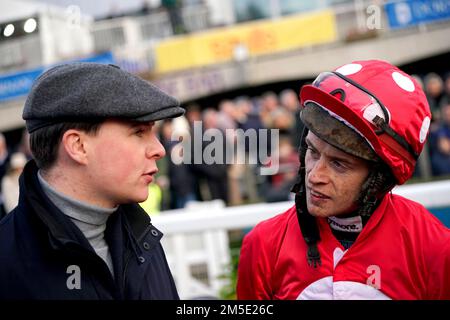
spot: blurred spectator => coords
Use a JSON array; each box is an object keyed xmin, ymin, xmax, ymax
[
  {"xmin": 424, "ymin": 72, "xmax": 444, "ymax": 120},
  {"xmin": 279, "ymin": 88, "xmax": 299, "ymax": 113},
  {"xmin": 234, "ymin": 96, "xmax": 253, "ymax": 129},
  {"xmin": 202, "ymin": 108, "xmax": 219, "ymax": 132},
  {"xmin": 272, "ymin": 107, "xmax": 294, "ymax": 133},
  {"xmin": 185, "ymin": 103, "xmax": 202, "ymax": 126},
  {"xmin": 440, "ymin": 73, "xmax": 450, "ymax": 109},
  {"xmin": 218, "ymin": 100, "xmax": 237, "ymax": 131},
  {"xmin": 430, "ymin": 103, "xmax": 450, "ymax": 176},
  {"xmin": 273, "ymin": 135, "xmax": 299, "ymax": 187},
  {"xmin": 160, "ymin": 119, "xmax": 198, "ymax": 209},
  {"xmin": 260, "ymin": 91, "xmax": 281, "ymax": 128},
  {"xmin": 233, "ymin": 96, "xmax": 266, "ymax": 160},
  {"xmin": 227, "ymin": 96, "xmax": 265, "ymax": 204},
  {"xmin": 234, "ymin": 96, "xmax": 264, "ymax": 142},
  {"xmin": 190, "ymin": 109, "xmax": 229, "ymax": 203},
  {"xmin": 1, "ymin": 152, "xmax": 27, "ymax": 213},
  {"xmin": 262, "ymin": 135, "xmax": 299, "ymax": 202},
  {"xmin": 411, "ymin": 74, "xmax": 424, "ymax": 90},
  {"xmin": 280, "ymin": 89, "xmax": 304, "ymax": 149},
  {"xmin": 228, "ymin": 161, "xmax": 246, "ymax": 206}
]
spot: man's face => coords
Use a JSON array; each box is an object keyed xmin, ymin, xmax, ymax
[
  {"xmin": 84, "ymin": 119, "xmax": 165, "ymax": 208},
  {"xmin": 304, "ymin": 132, "xmax": 370, "ymax": 218}
]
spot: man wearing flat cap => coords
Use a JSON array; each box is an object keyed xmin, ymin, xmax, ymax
[{"xmin": 0, "ymin": 63, "xmax": 184, "ymax": 299}]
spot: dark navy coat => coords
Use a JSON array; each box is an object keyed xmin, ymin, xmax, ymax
[{"xmin": 0, "ymin": 161, "xmax": 179, "ymax": 300}]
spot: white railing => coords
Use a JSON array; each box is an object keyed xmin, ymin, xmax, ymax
[{"xmin": 152, "ymin": 180, "xmax": 450, "ymax": 299}]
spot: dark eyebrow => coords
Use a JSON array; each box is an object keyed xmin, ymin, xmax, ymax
[
  {"xmin": 129, "ymin": 121, "xmax": 154, "ymax": 129},
  {"xmin": 330, "ymin": 154, "xmax": 354, "ymax": 165},
  {"xmin": 305, "ymin": 137, "xmax": 317, "ymax": 150}
]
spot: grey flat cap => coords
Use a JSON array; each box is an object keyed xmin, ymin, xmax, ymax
[{"xmin": 23, "ymin": 62, "xmax": 184, "ymax": 133}]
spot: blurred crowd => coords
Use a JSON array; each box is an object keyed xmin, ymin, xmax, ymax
[
  {"xmin": 1, "ymin": 71, "xmax": 450, "ymax": 217},
  {"xmin": 154, "ymin": 88, "xmax": 303, "ymax": 212},
  {"xmin": 420, "ymin": 72, "xmax": 450, "ymax": 177},
  {"xmin": 0, "ymin": 130, "xmax": 32, "ymax": 218}
]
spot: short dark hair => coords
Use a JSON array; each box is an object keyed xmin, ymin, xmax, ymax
[{"xmin": 30, "ymin": 121, "xmax": 103, "ymax": 170}]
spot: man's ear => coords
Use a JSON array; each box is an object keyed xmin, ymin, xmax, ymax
[{"xmin": 61, "ymin": 129, "xmax": 89, "ymax": 165}]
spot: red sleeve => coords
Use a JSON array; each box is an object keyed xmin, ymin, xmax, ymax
[
  {"xmin": 237, "ymin": 225, "xmax": 274, "ymax": 300},
  {"xmin": 428, "ymin": 236, "xmax": 450, "ymax": 299}
]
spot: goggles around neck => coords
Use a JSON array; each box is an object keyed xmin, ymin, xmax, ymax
[{"xmin": 308, "ymin": 71, "xmax": 419, "ymax": 165}]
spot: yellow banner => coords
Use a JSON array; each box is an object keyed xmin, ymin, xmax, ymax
[{"xmin": 155, "ymin": 10, "xmax": 337, "ymax": 73}]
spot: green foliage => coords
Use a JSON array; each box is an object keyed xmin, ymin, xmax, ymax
[
  {"xmin": 218, "ymin": 247, "xmax": 240, "ymax": 300},
  {"xmin": 218, "ymin": 230, "xmax": 246, "ymax": 300}
]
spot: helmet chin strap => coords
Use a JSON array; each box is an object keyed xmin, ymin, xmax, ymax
[
  {"xmin": 291, "ymin": 128, "xmax": 322, "ymax": 268},
  {"xmin": 291, "ymin": 128, "xmax": 396, "ymax": 268}
]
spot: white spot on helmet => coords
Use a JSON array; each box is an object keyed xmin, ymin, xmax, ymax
[
  {"xmin": 392, "ymin": 71, "xmax": 415, "ymax": 92},
  {"xmin": 363, "ymin": 102, "xmax": 391, "ymax": 125},
  {"xmin": 335, "ymin": 63, "xmax": 363, "ymax": 76},
  {"xmin": 419, "ymin": 116, "xmax": 431, "ymax": 143}
]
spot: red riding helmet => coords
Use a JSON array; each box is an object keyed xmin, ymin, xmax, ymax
[{"xmin": 300, "ymin": 60, "xmax": 431, "ymax": 185}]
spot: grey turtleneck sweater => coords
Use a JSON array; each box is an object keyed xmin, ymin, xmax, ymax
[{"xmin": 38, "ymin": 171, "xmax": 116, "ymax": 277}]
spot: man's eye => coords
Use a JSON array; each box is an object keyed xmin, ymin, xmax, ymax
[
  {"xmin": 135, "ymin": 129, "xmax": 145, "ymax": 136},
  {"xmin": 332, "ymin": 160, "xmax": 342, "ymax": 167},
  {"xmin": 307, "ymin": 147, "xmax": 318, "ymax": 156},
  {"xmin": 331, "ymin": 160, "xmax": 347, "ymax": 171}
]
